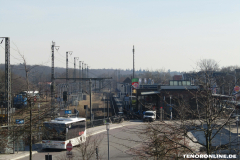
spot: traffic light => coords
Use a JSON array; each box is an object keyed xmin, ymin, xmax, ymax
[{"xmin": 63, "ymin": 91, "xmax": 67, "ymax": 101}]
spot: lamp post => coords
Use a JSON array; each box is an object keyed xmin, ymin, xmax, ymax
[
  {"xmin": 106, "ymin": 122, "xmax": 110, "ymax": 160},
  {"xmin": 103, "ymin": 96, "xmax": 105, "ymax": 120}
]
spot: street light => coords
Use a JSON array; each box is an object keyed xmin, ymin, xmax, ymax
[
  {"xmin": 106, "ymin": 122, "xmax": 110, "ymax": 160},
  {"xmin": 103, "ymin": 96, "xmax": 105, "ymax": 120}
]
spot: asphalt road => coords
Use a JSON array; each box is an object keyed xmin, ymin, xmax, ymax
[{"xmin": 18, "ymin": 121, "xmax": 145, "ymax": 160}]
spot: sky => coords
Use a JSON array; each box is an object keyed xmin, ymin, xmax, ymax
[{"xmin": 0, "ymin": 0, "xmax": 240, "ymax": 72}]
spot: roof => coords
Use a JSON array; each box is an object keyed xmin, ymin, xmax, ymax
[
  {"xmin": 141, "ymin": 91, "xmax": 160, "ymax": 95},
  {"xmin": 212, "ymin": 94, "xmax": 232, "ymax": 98},
  {"xmin": 44, "ymin": 117, "xmax": 86, "ymax": 124},
  {"xmin": 161, "ymin": 86, "xmax": 199, "ymax": 90},
  {"xmin": 123, "ymin": 77, "xmax": 131, "ymax": 84}
]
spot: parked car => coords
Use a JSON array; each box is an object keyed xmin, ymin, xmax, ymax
[{"xmin": 143, "ymin": 111, "xmax": 156, "ymax": 122}]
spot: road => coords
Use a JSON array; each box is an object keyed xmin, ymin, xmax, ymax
[{"xmin": 19, "ymin": 121, "xmax": 145, "ymax": 160}]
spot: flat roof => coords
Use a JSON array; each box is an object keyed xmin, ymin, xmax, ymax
[
  {"xmin": 44, "ymin": 117, "xmax": 86, "ymax": 124},
  {"xmin": 141, "ymin": 91, "xmax": 160, "ymax": 95},
  {"xmin": 161, "ymin": 86, "xmax": 199, "ymax": 90},
  {"xmin": 212, "ymin": 94, "xmax": 232, "ymax": 98}
]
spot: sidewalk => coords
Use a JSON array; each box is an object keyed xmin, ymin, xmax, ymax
[
  {"xmin": 0, "ymin": 151, "xmax": 38, "ymax": 160},
  {"xmin": 0, "ymin": 120, "xmax": 142, "ymax": 160}
]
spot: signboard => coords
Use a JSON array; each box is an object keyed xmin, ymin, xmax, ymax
[
  {"xmin": 66, "ymin": 142, "xmax": 73, "ymax": 151},
  {"xmin": 132, "ymin": 78, "xmax": 139, "ymax": 89},
  {"xmin": 16, "ymin": 119, "xmax": 24, "ymax": 124},
  {"xmin": 65, "ymin": 110, "xmax": 72, "ymax": 114}
]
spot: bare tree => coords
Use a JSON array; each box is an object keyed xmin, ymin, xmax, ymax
[{"xmin": 57, "ymin": 133, "xmax": 104, "ymax": 160}]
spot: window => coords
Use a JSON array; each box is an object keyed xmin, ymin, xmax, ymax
[
  {"xmin": 42, "ymin": 123, "xmax": 66, "ymax": 141},
  {"xmin": 66, "ymin": 121, "xmax": 86, "ymax": 140}
]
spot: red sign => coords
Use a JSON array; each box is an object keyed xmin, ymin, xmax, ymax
[
  {"xmin": 234, "ymin": 86, "xmax": 240, "ymax": 92},
  {"xmin": 66, "ymin": 142, "xmax": 72, "ymax": 151}
]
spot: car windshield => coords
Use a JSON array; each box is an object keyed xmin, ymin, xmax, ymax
[{"xmin": 145, "ymin": 112, "xmax": 154, "ymax": 116}]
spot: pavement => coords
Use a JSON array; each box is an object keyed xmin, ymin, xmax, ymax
[{"xmin": 0, "ymin": 120, "xmax": 142, "ymax": 160}]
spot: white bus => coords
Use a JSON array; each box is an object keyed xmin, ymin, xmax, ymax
[{"xmin": 42, "ymin": 117, "xmax": 86, "ymax": 149}]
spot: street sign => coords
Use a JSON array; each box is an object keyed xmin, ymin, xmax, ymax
[
  {"xmin": 65, "ymin": 110, "xmax": 72, "ymax": 114},
  {"xmin": 234, "ymin": 86, "xmax": 240, "ymax": 92},
  {"xmin": 16, "ymin": 119, "xmax": 24, "ymax": 124},
  {"xmin": 124, "ymin": 97, "xmax": 130, "ymax": 101},
  {"xmin": 66, "ymin": 142, "xmax": 72, "ymax": 151}
]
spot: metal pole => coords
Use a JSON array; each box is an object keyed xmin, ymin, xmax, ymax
[
  {"xmin": 38, "ymin": 103, "xmax": 40, "ymax": 140},
  {"xmin": 229, "ymin": 121, "xmax": 231, "ymax": 153},
  {"xmin": 107, "ymin": 128, "xmax": 109, "ymax": 160},
  {"xmin": 82, "ymin": 61, "xmax": 84, "ymax": 93},
  {"xmin": 79, "ymin": 61, "xmax": 81, "ymax": 94},
  {"xmin": 170, "ymin": 96, "xmax": 172, "ymax": 120},
  {"xmin": 51, "ymin": 42, "xmax": 55, "ymax": 118},
  {"xmin": 90, "ymin": 79, "xmax": 92, "ymax": 123},
  {"xmin": 66, "ymin": 52, "xmax": 68, "ymax": 109},
  {"xmin": 133, "ymin": 45, "xmax": 135, "ymax": 78},
  {"xmin": 104, "ymin": 95, "xmax": 105, "ymax": 120},
  {"xmin": 237, "ymin": 108, "xmax": 239, "ymax": 158},
  {"xmin": 74, "ymin": 57, "xmax": 78, "ymax": 93},
  {"xmin": 85, "ymin": 64, "xmax": 87, "ymax": 92},
  {"xmin": 4, "ymin": 37, "xmax": 11, "ymax": 125}
]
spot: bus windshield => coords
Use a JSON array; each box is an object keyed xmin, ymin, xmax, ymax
[
  {"xmin": 42, "ymin": 123, "xmax": 66, "ymax": 141},
  {"xmin": 145, "ymin": 112, "xmax": 154, "ymax": 116}
]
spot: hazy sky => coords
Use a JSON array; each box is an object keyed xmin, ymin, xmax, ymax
[{"xmin": 1, "ymin": 0, "xmax": 239, "ymax": 72}]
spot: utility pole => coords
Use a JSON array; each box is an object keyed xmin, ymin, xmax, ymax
[
  {"xmin": 66, "ymin": 51, "xmax": 72, "ymax": 108},
  {"xmin": 87, "ymin": 65, "xmax": 89, "ymax": 78},
  {"xmin": 82, "ymin": 61, "xmax": 84, "ymax": 93},
  {"xmin": 74, "ymin": 57, "xmax": 78, "ymax": 93},
  {"xmin": 89, "ymin": 79, "xmax": 92, "ymax": 123},
  {"xmin": 2, "ymin": 37, "xmax": 11, "ymax": 125},
  {"xmin": 51, "ymin": 42, "xmax": 59, "ymax": 118},
  {"xmin": 133, "ymin": 45, "xmax": 135, "ymax": 79},
  {"xmin": 85, "ymin": 64, "xmax": 87, "ymax": 92},
  {"xmin": 79, "ymin": 61, "xmax": 81, "ymax": 94}
]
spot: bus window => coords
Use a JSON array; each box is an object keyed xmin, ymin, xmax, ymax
[
  {"xmin": 42, "ymin": 123, "xmax": 66, "ymax": 141},
  {"xmin": 66, "ymin": 121, "xmax": 85, "ymax": 140}
]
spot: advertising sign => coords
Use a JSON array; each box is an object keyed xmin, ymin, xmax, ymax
[{"xmin": 132, "ymin": 78, "xmax": 139, "ymax": 89}]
